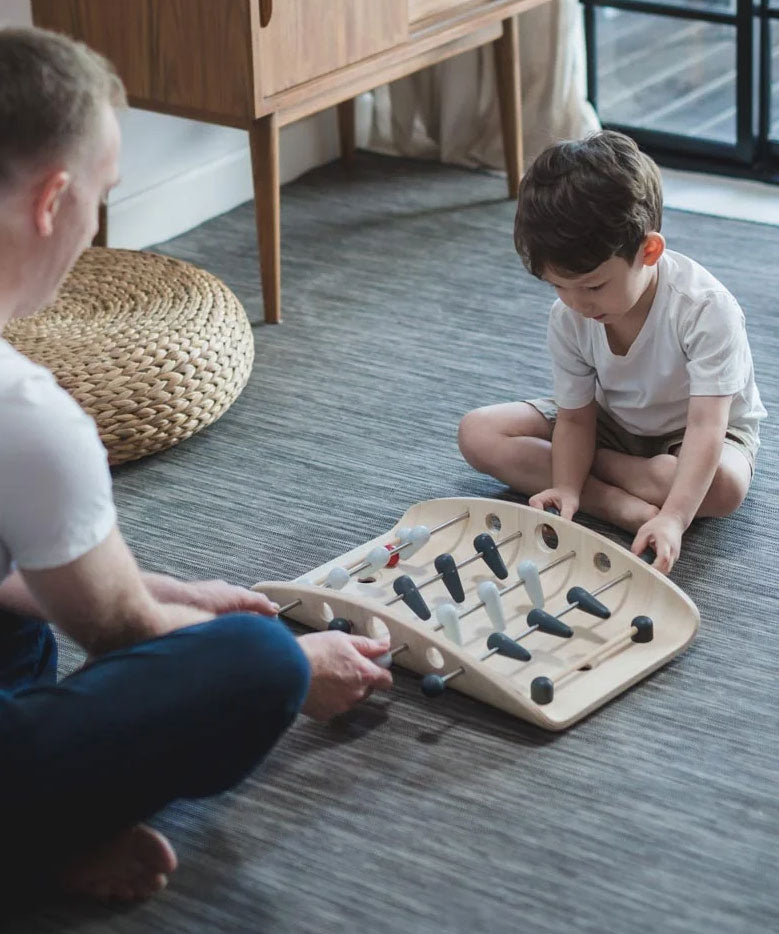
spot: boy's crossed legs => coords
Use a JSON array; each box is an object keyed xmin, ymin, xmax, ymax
[{"xmin": 458, "ymin": 402, "xmax": 752, "ymax": 535}]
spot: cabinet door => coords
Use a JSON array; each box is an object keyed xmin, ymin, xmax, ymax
[
  {"xmin": 259, "ymin": 0, "xmax": 408, "ymax": 97},
  {"xmin": 31, "ymin": 0, "xmax": 255, "ymax": 121}
]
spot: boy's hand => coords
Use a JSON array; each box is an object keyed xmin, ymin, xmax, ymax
[
  {"xmin": 631, "ymin": 513, "xmax": 684, "ymax": 574},
  {"xmin": 297, "ymin": 631, "xmax": 393, "ymax": 721},
  {"xmin": 529, "ymin": 488, "xmax": 579, "ymax": 521}
]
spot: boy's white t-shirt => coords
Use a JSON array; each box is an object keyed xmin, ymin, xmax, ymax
[
  {"xmin": 547, "ymin": 250, "xmax": 767, "ymax": 439},
  {"xmin": 0, "ymin": 336, "xmax": 116, "ymax": 586}
]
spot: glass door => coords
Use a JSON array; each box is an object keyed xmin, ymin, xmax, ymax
[
  {"xmin": 581, "ymin": 0, "xmax": 779, "ymax": 178},
  {"xmin": 761, "ymin": 0, "xmax": 779, "ymax": 161}
]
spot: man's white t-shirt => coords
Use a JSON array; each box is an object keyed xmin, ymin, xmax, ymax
[
  {"xmin": 0, "ymin": 337, "xmax": 116, "ymax": 586},
  {"xmin": 547, "ymin": 250, "xmax": 767, "ymax": 439}
]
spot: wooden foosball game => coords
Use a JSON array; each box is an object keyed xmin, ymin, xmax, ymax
[{"xmin": 254, "ymin": 498, "xmax": 700, "ymax": 730}]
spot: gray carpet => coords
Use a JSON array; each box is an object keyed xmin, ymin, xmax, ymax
[{"xmin": 15, "ymin": 155, "xmax": 778, "ymax": 933}]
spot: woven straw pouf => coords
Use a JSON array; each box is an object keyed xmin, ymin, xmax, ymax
[{"xmin": 5, "ymin": 248, "xmax": 254, "ymax": 465}]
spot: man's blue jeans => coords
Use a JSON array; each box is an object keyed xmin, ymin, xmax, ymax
[{"xmin": 0, "ymin": 612, "xmax": 310, "ymax": 898}]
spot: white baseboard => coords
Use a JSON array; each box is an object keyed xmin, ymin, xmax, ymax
[
  {"xmin": 108, "ymin": 97, "xmax": 373, "ymax": 250},
  {"xmin": 661, "ymin": 168, "xmax": 779, "ymax": 227},
  {"xmin": 108, "ymin": 144, "xmax": 254, "ymax": 250}
]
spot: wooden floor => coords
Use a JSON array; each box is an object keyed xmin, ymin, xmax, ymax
[{"xmin": 597, "ymin": 7, "xmax": 779, "ymax": 144}]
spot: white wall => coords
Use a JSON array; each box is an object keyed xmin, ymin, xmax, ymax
[{"xmin": 3, "ymin": 0, "xmax": 365, "ymax": 248}]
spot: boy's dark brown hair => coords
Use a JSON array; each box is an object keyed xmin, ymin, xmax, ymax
[
  {"xmin": 0, "ymin": 27, "xmax": 125, "ymax": 187},
  {"xmin": 514, "ymin": 130, "xmax": 663, "ymax": 278}
]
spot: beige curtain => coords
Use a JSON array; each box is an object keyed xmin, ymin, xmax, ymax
[{"xmin": 369, "ymin": 0, "xmax": 599, "ymax": 171}]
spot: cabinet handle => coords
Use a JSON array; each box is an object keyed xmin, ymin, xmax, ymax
[{"xmin": 260, "ymin": 0, "xmax": 273, "ymax": 27}]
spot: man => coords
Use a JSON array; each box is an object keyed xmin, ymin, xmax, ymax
[{"xmin": 0, "ymin": 27, "xmax": 392, "ymax": 904}]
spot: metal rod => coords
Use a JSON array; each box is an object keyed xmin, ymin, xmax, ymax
[
  {"xmin": 589, "ymin": 570, "xmax": 632, "ymax": 600},
  {"xmin": 458, "ymin": 550, "xmax": 577, "ymax": 621},
  {"xmin": 280, "ymin": 510, "xmax": 473, "ymax": 614},
  {"xmin": 441, "ymin": 666, "xmax": 465, "ymax": 685},
  {"xmin": 385, "ymin": 528, "xmax": 524, "ymax": 607},
  {"xmin": 322, "ymin": 509, "xmax": 471, "ymax": 582},
  {"xmin": 429, "ymin": 510, "xmax": 472, "ymax": 535},
  {"xmin": 279, "ymin": 565, "xmax": 633, "ymax": 642},
  {"xmin": 422, "ymin": 551, "xmax": 578, "ymax": 674},
  {"xmin": 476, "ymin": 569, "xmax": 632, "ymax": 662}
]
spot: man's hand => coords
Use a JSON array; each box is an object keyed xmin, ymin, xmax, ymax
[
  {"xmin": 631, "ymin": 512, "xmax": 685, "ymax": 574},
  {"xmin": 529, "ymin": 487, "xmax": 579, "ymax": 521},
  {"xmin": 178, "ymin": 579, "xmax": 279, "ymax": 618},
  {"xmin": 297, "ymin": 631, "xmax": 393, "ymax": 721},
  {"xmin": 141, "ymin": 573, "xmax": 279, "ymax": 618}
]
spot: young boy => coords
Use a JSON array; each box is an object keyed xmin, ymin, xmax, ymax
[{"xmin": 458, "ymin": 131, "xmax": 766, "ymax": 574}]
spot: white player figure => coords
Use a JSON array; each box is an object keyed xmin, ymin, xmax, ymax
[
  {"xmin": 518, "ymin": 559, "xmax": 544, "ymax": 609},
  {"xmin": 326, "ymin": 566, "xmax": 351, "ymax": 590},
  {"xmin": 435, "ymin": 603, "xmax": 464, "ymax": 645},
  {"xmin": 477, "ymin": 580, "xmax": 505, "ymax": 632},
  {"xmin": 399, "ymin": 525, "xmax": 430, "ymax": 559}
]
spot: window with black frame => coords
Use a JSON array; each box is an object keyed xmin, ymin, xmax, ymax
[
  {"xmin": 763, "ymin": 0, "xmax": 779, "ymax": 159},
  {"xmin": 581, "ymin": 0, "xmax": 779, "ymax": 178}
]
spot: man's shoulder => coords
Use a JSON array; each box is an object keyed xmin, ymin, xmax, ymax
[
  {"xmin": 0, "ymin": 337, "xmax": 55, "ymax": 397},
  {"xmin": 0, "ymin": 338, "xmax": 90, "ymax": 453}
]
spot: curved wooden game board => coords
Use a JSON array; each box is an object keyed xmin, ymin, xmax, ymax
[{"xmin": 254, "ymin": 497, "xmax": 700, "ymax": 730}]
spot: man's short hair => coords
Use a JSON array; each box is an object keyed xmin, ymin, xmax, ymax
[
  {"xmin": 0, "ymin": 27, "xmax": 126, "ymax": 186},
  {"xmin": 514, "ymin": 130, "xmax": 663, "ymax": 278}
]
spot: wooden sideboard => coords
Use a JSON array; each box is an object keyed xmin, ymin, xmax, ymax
[{"xmin": 31, "ymin": 0, "xmax": 551, "ymax": 323}]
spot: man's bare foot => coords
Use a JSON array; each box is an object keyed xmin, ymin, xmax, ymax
[{"xmin": 60, "ymin": 824, "xmax": 177, "ymax": 902}]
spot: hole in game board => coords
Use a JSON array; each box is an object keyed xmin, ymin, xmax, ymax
[
  {"xmin": 425, "ymin": 647, "xmax": 445, "ymax": 669},
  {"xmin": 536, "ymin": 523, "xmax": 559, "ymax": 550},
  {"xmin": 366, "ymin": 617, "xmax": 389, "ymax": 640},
  {"xmin": 357, "ymin": 575, "xmax": 376, "ymax": 584},
  {"xmin": 321, "ymin": 602, "xmax": 334, "ymax": 623},
  {"xmin": 594, "ymin": 552, "xmax": 611, "ymax": 573},
  {"xmin": 485, "ymin": 513, "xmax": 502, "ymax": 532}
]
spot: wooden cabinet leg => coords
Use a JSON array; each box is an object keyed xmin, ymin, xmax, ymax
[
  {"xmin": 337, "ymin": 98, "xmax": 356, "ymax": 167},
  {"xmin": 249, "ymin": 113, "xmax": 282, "ymax": 324},
  {"xmin": 493, "ymin": 15, "xmax": 522, "ymax": 200},
  {"xmin": 92, "ymin": 202, "xmax": 108, "ymax": 247}
]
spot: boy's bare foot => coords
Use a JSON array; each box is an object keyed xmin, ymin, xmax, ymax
[
  {"xmin": 60, "ymin": 824, "xmax": 177, "ymax": 902},
  {"xmin": 616, "ymin": 496, "xmax": 660, "ymax": 534},
  {"xmin": 581, "ymin": 476, "xmax": 660, "ymax": 534},
  {"xmin": 593, "ymin": 449, "xmax": 677, "ymax": 508}
]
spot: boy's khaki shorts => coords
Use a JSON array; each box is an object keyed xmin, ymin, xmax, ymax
[{"xmin": 526, "ymin": 397, "xmax": 759, "ymax": 474}]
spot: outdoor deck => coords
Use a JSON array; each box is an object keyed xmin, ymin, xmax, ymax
[{"xmin": 596, "ymin": 5, "xmax": 779, "ymax": 145}]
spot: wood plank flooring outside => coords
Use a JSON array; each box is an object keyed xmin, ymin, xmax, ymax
[{"xmin": 597, "ymin": 6, "xmax": 779, "ymax": 144}]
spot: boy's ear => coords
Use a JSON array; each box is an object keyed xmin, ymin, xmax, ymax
[
  {"xmin": 34, "ymin": 169, "xmax": 71, "ymax": 238},
  {"xmin": 642, "ymin": 232, "xmax": 665, "ymax": 267}
]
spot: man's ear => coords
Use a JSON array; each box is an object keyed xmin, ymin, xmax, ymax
[
  {"xmin": 34, "ymin": 170, "xmax": 70, "ymax": 237},
  {"xmin": 642, "ymin": 232, "xmax": 665, "ymax": 267}
]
